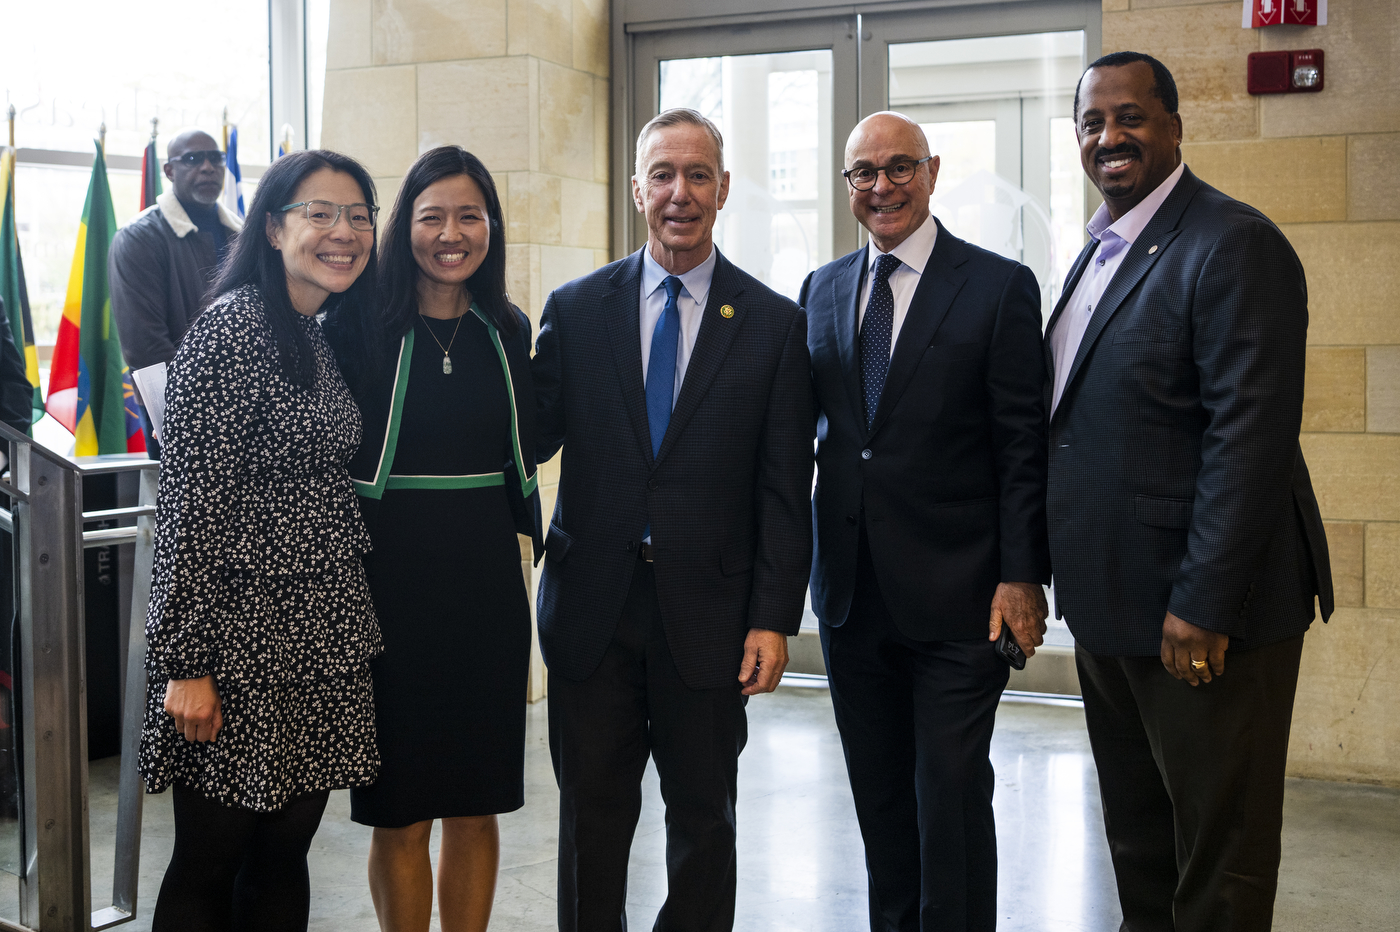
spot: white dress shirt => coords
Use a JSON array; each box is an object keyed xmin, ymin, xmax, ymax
[
  {"xmin": 640, "ymin": 245, "xmax": 716, "ymax": 409},
  {"xmin": 1049, "ymin": 161, "xmax": 1186, "ymax": 414},
  {"xmin": 858, "ymin": 214, "xmax": 939, "ymax": 356}
]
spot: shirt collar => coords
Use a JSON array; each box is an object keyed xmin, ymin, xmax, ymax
[
  {"xmin": 1086, "ymin": 161, "xmax": 1186, "ymax": 246},
  {"xmin": 866, "ymin": 213, "xmax": 939, "ymax": 276},
  {"xmin": 643, "ymin": 244, "xmax": 718, "ymax": 310}
]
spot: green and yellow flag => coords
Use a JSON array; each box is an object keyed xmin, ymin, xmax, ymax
[
  {"xmin": 45, "ymin": 142, "xmax": 144, "ymax": 455},
  {"xmin": 0, "ymin": 147, "xmax": 44, "ymax": 426}
]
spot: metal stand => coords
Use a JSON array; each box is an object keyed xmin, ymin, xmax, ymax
[{"xmin": 0, "ymin": 423, "xmax": 157, "ymax": 931}]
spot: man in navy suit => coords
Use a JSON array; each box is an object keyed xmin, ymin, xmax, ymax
[
  {"xmin": 1047, "ymin": 53, "xmax": 1331, "ymax": 932},
  {"xmin": 801, "ymin": 112, "xmax": 1051, "ymax": 931},
  {"xmin": 532, "ymin": 109, "xmax": 813, "ymax": 932}
]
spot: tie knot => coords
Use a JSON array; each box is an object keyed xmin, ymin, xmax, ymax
[
  {"xmin": 663, "ymin": 275, "xmax": 683, "ymax": 302},
  {"xmin": 874, "ymin": 253, "xmax": 901, "ymax": 283}
]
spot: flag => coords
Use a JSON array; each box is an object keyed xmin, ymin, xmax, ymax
[
  {"xmin": 0, "ymin": 147, "xmax": 43, "ymax": 426},
  {"xmin": 220, "ymin": 124, "xmax": 245, "ymax": 218},
  {"xmin": 46, "ymin": 142, "xmax": 145, "ymax": 455},
  {"xmin": 139, "ymin": 137, "xmax": 162, "ymax": 211}
]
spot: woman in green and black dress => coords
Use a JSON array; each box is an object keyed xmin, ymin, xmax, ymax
[{"xmin": 324, "ymin": 146, "xmax": 540, "ymax": 932}]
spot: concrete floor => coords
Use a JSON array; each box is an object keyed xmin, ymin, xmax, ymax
[{"xmin": 9, "ymin": 686, "xmax": 1397, "ymax": 930}]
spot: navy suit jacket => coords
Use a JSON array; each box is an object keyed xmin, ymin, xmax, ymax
[
  {"xmin": 533, "ymin": 248, "xmax": 814, "ymax": 689},
  {"xmin": 802, "ymin": 219, "xmax": 1051, "ymax": 641},
  {"xmin": 1045, "ymin": 167, "xmax": 1333, "ymax": 656}
]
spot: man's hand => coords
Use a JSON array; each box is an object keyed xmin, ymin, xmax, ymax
[
  {"xmin": 988, "ymin": 582, "xmax": 1048, "ymax": 658},
  {"xmin": 1160, "ymin": 611, "xmax": 1228, "ymax": 686},
  {"xmin": 738, "ymin": 629, "xmax": 789, "ymax": 695},
  {"xmin": 165, "ymin": 675, "xmax": 223, "ymax": 742}
]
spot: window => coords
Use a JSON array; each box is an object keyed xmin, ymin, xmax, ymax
[
  {"xmin": 660, "ymin": 50, "xmax": 835, "ymax": 301},
  {"xmin": 0, "ymin": 0, "xmax": 302, "ymax": 343}
]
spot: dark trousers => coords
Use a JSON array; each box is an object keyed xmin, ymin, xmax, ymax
[
  {"xmin": 1075, "ymin": 634, "xmax": 1305, "ymax": 932},
  {"xmin": 821, "ymin": 531, "xmax": 1009, "ymax": 932},
  {"xmin": 152, "ymin": 784, "xmax": 330, "ymax": 932},
  {"xmin": 548, "ymin": 560, "xmax": 748, "ymax": 932}
]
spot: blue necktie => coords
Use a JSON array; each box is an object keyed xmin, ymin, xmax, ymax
[
  {"xmin": 646, "ymin": 275, "xmax": 684, "ymax": 458},
  {"xmin": 860, "ymin": 253, "xmax": 901, "ymax": 429}
]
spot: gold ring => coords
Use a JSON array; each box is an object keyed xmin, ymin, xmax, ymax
[{"xmin": 1190, "ymin": 659, "xmax": 1208, "ymax": 671}]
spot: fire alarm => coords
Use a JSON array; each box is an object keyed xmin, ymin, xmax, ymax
[{"xmin": 1247, "ymin": 49, "xmax": 1324, "ymax": 95}]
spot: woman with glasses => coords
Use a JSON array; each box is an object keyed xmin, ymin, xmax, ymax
[
  {"xmin": 140, "ymin": 149, "xmax": 384, "ymax": 932},
  {"xmin": 324, "ymin": 146, "xmax": 539, "ymax": 932}
]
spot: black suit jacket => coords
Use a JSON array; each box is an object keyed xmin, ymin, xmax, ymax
[
  {"xmin": 802, "ymin": 219, "xmax": 1051, "ymax": 640},
  {"xmin": 1045, "ymin": 167, "xmax": 1333, "ymax": 656},
  {"xmin": 532, "ymin": 248, "xmax": 814, "ymax": 689}
]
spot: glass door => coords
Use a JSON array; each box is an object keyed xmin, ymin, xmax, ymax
[
  {"xmin": 862, "ymin": 0, "xmax": 1101, "ymax": 324},
  {"xmin": 888, "ymin": 31, "xmax": 1087, "ymax": 322},
  {"xmin": 627, "ymin": 18, "xmax": 861, "ymax": 299}
]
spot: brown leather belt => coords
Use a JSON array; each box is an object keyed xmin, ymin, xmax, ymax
[{"xmin": 637, "ymin": 541, "xmax": 656, "ymax": 562}]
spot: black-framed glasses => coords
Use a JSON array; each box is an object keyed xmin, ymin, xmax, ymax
[
  {"xmin": 168, "ymin": 150, "xmax": 226, "ymax": 168},
  {"xmin": 279, "ymin": 200, "xmax": 379, "ymax": 232},
  {"xmin": 841, "ymin": 156, "xmax": 933, "ymax": 191}
]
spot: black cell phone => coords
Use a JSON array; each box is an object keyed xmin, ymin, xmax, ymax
[{"xmin": 996, "ymin": 627, "xmax": 1027, "ymax": 670}]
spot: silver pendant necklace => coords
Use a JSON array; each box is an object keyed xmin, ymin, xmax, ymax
[{"xmin": 419, "ymin": 313, "xmax": 464, "ymax": 374}]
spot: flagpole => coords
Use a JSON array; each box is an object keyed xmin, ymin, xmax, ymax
[
  {"xmin": 98, "ymin": 121, "xmax": 107, "ymax": 156},
  {"xmin": 150, "ymin": 116, "xmax": 159, "ymax": 143},
  {"xmin": 222, "ymin": 106, "xmax": 229, "ymax": 152},
  {"xmin": 6, "ymin": 105, "xmax": 13, "ymax": 148}
]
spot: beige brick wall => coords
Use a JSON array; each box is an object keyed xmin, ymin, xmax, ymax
[
  {"xmin": 323, "ymin": 0, "xmax": 609, "ymax": 697},
  {"xmin": 1109, "ymin": 0, "xmax": 1400, "ymax": 785}
]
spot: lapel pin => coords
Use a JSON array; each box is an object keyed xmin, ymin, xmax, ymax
[
  {"xmin": 720, "ymin": 304, "xmax": 735, "ymax": 318},
  {"xmin": 1148, "ymin": 244, "xmax": 1159, "ymax": 255}
]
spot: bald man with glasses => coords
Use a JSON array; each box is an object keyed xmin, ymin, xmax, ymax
[
  {"xmin": 801, "ymin": 111, "xmax": 1050, "ymax": 932},
  {"xmin": 109, "ymin": 129, "xmax": 243, "ymax": 454}
]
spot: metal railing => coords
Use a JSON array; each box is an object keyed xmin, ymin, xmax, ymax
[{"xmin": 0, "ymin": 422, "xmax": 157, "ymax": 932}]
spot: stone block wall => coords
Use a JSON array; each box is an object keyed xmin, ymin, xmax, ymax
[
  {"xmin": 323, "ymin": 0, "xmax": 610, "ymax": 697},
  {"xmin": 1106, "ymin": 0, "xmax": 1400, "ymax": 784}
]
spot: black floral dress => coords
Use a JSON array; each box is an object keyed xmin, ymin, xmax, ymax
[{"xmin": 138, "ymin": 285, "xmax": 383, "ymax": 811}]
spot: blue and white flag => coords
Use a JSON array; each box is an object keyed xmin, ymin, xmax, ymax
[{"xmin": 220, "ymin": 126, "xmax": 245, "ymax": 218}]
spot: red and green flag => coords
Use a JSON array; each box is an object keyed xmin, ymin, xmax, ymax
[
  {"xmin": 139, "ymin": 137, "xmax": 162, "ymax": 211},
  {"xmin": 46, "ymin": 142, "xmax": 145, "ymax": 455},
  {"xmin": 0, "ymin": 147, "xmax": 44, "ymax": 426}
]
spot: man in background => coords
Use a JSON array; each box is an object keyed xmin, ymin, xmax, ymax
[
  {"xmin": 1047, "ymin": 52, "xmax": 1332, "ymax": 932},
  {"xmin": 108, "ymin": 129, "xmax": 242, "ymax": 455}
]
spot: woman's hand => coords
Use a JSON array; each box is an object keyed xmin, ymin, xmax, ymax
[{"xmin": 164, "ymin": 676, "xmax": 223, "ymax": 742}]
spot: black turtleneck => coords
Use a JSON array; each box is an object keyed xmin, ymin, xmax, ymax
[{"xmin": 177, "ymin": 195, "xmax": 229, "ymax": 257}]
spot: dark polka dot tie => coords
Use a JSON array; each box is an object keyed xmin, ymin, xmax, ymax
[{"xmin": 860, "ymin": 253, "xmax": 901, "ymax": 430}]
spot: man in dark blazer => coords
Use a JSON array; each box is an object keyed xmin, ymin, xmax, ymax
[
  {"xmin": 1048, "ymin": 53, "xmax": 1333, "ymax": 932},
  {"xmin": 532, "ymin": 108, "xmax": 813, "ymax": 932},
  {"xmin": 801, "ymin": 111, "xmax": 1051, "ymax": 932}
]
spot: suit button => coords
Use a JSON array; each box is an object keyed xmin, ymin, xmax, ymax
[
  {"xmin": 648, "ymin": 478, "xmax": 660, "ymax": 491},
  {"xmin": 861, "ymin": 449, "xmax": 872, "ymax": 460},
  {"xmin": 846, "ymin": 514, "xmax": 858, "ymax": 525},
  {"xmin": 626, "ymin": 541, "xmax": 636, "ymax": 552}
]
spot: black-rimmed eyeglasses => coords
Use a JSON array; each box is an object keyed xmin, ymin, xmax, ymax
[
  {"xmin": 841, "ymin": 156, "xmax": 933, "ymax": 191},
  {"xmin": 279, "ymin": 200, "xmax": 379, "ymax": 232}
]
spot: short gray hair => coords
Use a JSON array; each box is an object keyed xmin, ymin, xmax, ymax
[{"xmin": 634, "ymin": 108, "xmax": 725, "ymax": 175}]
